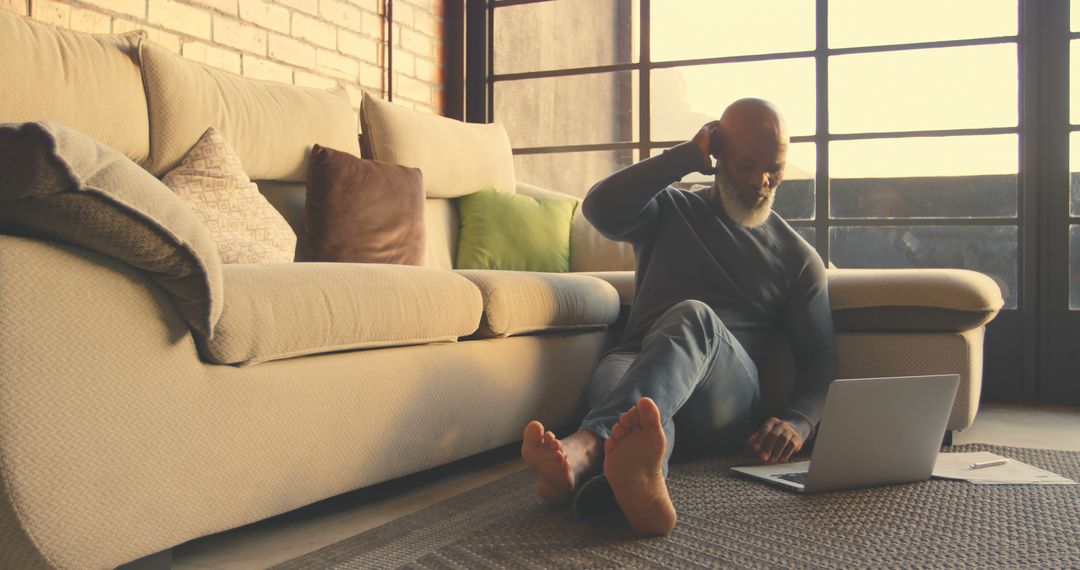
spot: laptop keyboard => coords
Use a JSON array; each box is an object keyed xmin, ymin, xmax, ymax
[{"xmin": 775, "ymin": 471, "xmax": 809, "ymax": 485}]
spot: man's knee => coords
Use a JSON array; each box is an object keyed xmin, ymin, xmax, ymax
[{"xmin": 657, "ymin": 299, "xmax": 727, "ymax": 339}]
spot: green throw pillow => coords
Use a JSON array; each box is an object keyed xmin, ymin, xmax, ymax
[{"xmin": 455, "ymin": 188, "xmax": 578, "ymax": 272}]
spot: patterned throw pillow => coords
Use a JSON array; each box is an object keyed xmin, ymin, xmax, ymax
[{"xmin": 163, "ymin": 127, "xmax": 297, "ymax": 264}]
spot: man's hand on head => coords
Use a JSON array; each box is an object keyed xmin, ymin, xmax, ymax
[
  {"xmin": 691, "ymin": 121, "xmax": 724, "ymax": 175},
  {"xmin": 746, "ymin": 417, "xmax": 803, "ymax": 463}
]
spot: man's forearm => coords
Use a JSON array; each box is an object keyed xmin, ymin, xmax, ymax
[{"xmin": 582, "ymin": 141, "xmax": 705, "ymax": 240}]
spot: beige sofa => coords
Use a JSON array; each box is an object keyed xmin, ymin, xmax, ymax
[{"xmin": 0, "ymin": 13, "xmax": 1004, "ymax": 570}]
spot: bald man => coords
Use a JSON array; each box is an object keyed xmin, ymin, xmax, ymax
[{"xmin": 521, "ymin": 99, "xmax": 838, "ymax": 535}]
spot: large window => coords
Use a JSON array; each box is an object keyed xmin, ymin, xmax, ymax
[
  {"xmin": 465, "ymin": 0, "xmax": 1075, "ymax": 402},
  {"xmin": 484, "ymin": 0, "xmax": 1020, "ymax": 306}
]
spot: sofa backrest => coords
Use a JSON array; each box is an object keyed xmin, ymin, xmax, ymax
[
  {"xmin": 0, "ymin": 11, "xmax": 361, "ymax": 184},
  {"xmin": 0, "ymin": 12, "xmax": 149, "ymax": 163},
  {"xmin": 139, "ymin": 42, "xmax": 361, "ymax": 181}
]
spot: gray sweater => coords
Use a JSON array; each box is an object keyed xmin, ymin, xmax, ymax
[{"xmin": 582, "ymin": 142, "xmax": 838, "ymax": 440}]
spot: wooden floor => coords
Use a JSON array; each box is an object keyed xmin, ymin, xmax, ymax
[{"xmin": 171, "ymin": 403, "xmax": 1080, "ymax": 569}]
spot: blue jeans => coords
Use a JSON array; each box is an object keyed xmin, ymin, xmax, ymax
[{"xmin": 574, "ymin": 300, "xmax": 761, "ymax": 520}]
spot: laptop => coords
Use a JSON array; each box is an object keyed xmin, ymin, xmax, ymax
[{"xmin": 731, "ymin": 374, "xmax": 959, "ymax": 493}]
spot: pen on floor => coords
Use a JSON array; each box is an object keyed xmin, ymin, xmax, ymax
[{"xmin": 970, "ymin": 459, "xmax": 1009, "ymax": 470}]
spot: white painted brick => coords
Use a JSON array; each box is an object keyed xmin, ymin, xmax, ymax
[
  {"xmin": 183, "ymin": 40, "xmax": 242, "ymax": 74},
  {"xmin": 242, "ymin": 53, "xmax": 293, "ymax": 83},
  {"xmin": 70, "ymin": 6, "xmax": 111, "ymax": 33},
  {"xmin": 345, "ymin": 0, "xmax": 378, "ymax": 13},
  {"xmin": 358, "ymin": 61, "xmax": 382, "ymax": 90},
  {"xmin": 413, "ymin": 11, "xmax": 437, "ymax": 37},
  {"xmin": 392, "ymin": 1, "xmax": 413, "ymax": 26},
  {"xmin": 317, "ymin": 48, "xmax": 358, "ymax": 80},
  {"xmin": 238, "ymin": 0, "xmax": 289, "ymax": 33},
  {"xmin": 320, "ymin": 0, "xmax": 361, "ymax": 31},
  {"xmin": 0, "ymin": 0, "xmax": 28, "ymax": 17},
  {"xmin": 215, "ymin": 15, "xmax": 267, "ymax": 55},
  {"xmin": 277, "ymin": 0, "xmax": 317, "ymax": 16},
  {"xmin": 80, "ymin": 0, "xmax": 144, "ymax": 19},
  {"xmin": 400, "ymin": 27, "xmax": 433, "ymax": 58},
  {"xmin": 360, "ymin": 9, "xmax": 382, "ymax": 38},
  {"xmin": 393, "ymin": 48, "xmax": 414, "ymax": 75},
  {"xmin": 190, "ymin": 0, "xmax": 238, "ymax": 16},
  {"xmin": 394, "ymin": 72, "xmax": 430, "ymax": 104},
  {"xmin": 292, "ymin": 13, "xmax": 335, "ymax": 49},
  {"xmin": 113, "ymin": 19, "xmax": 182, "ymax": 52},
  {"xmin": 295, "ymin": 70, "xmax": 337, "ymax": 89},
  {"xmin": 149, "ymin": 0, "xmax": 212, "ymax": 40},
  {"xmin": 268, "ymin": 32, "xmax": 315, "ymax": 68},
  {"xmin": 31, "ymin": 0, "xmax": 70, "ymax": 28},
  {"xmin": 338, "ymin": 29, "xmax": 378, "ymax": 62},
  {"xmin": 414, "ymin": 55, "xmax": 439, "ymax": 84}
]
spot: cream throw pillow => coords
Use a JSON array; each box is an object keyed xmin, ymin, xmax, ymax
[{"xmin": 163, "ymin": 127, "xmax": 297, "ymax": 264}]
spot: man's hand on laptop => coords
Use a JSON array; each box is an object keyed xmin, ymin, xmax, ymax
[{"xmin": 746, "ymin": 417, "xmax": 803, "ymax": 463}]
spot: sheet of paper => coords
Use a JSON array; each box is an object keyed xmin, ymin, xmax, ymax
[{"xmin": 933, "ymin": 452, "xmax": 1076, "ymax": 485}]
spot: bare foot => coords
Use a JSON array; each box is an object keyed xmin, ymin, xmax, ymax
[
  {"xmin": 521, "ymin": 421, "xmax": 575, "ymax": 504},
  {"xmin": 603, "ymin": 397, "xmax": 677, "ymax": 536}
]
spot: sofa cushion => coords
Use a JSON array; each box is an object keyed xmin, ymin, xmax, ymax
[
  {"xmin": 200, "ymin": 263, "xmax": 483, "ymax": 365},
  {"xmin": 304, "ymin": 144, "xmax": 426, "ymax": 265},
  {"xmin": 139, "ymin": 41, "xmax": 361, "ymax": 181},
  {"xmin": 455, "ymin": 270, "xmax": 620, "ymax": 338},
  {"xmin": 0, "ymin": 121, "xmax": 223, "ymax": 337},
  {"xmin": 163, "ymin": 127, "xmax": 297, "ymax": 264},
  {"xmin": 456, "ymin": 189, "xmax": 578, "ymax": 272},
  {"xmin": 828, "ymin": 268, "xmax": 1003, "ymax": 331},
  {"xmin": 360, "ymin": 92, "xmax": 516, "ymax": 198},
  {"xmin": 0, "ymin": 12, "xmax": 149, "ymax": 163}
]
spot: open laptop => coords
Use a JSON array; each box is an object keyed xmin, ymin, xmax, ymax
[{"xmin": 731, "ymin": 374, "xmax": 959, "ymax": 493}]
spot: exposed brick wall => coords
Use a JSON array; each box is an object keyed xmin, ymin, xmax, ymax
[{"xmin": 1, "ymin": 0, "xmax": 443, "ymax": 115}]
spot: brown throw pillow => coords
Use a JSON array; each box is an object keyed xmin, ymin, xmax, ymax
[{"xmin": 304, "ymin": 144, "xmax": 426, "ymax": 265}]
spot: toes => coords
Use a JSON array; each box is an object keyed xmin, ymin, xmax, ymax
[
  {"xmin": 611, "ymin": 423, "xmax": 626, "ymax": 440},
  {"xmin": 523, "ymin": 421, "xmax": 544, "ymax": 446},
  {"xmin": 543, "ymin": 431, "xmax": 557, "ymax": 446},
  {"xmin": 550, "ymin": 438, "xmax": 563, "ymax": 453},
  {"xmin": 619, "ymin": 410, "xmax": 634, "ymax": 430},
  {"xmin": 604, "ymin": 435, "xmax": 617, "ymax": 455},
  {"xmin": 627, "ymin": 406, "xmax": 641, "ymax": 429},
  {"xmin": 637, "ymin": 397, "xmax": 662, "ymax": 429}
]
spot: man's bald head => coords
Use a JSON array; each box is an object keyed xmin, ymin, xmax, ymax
[
  {"xmin": 714, "ymin": 98, "xmax": 790, "ymax": 216},
  {"xmin": 718, "ymin": 98, "xmax": 789, "ymax": 158}
]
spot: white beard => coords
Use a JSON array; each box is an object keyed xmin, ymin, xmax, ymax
[{"xmin": 714, "ymin": 174, "xmax": 775, "ymax": 228}]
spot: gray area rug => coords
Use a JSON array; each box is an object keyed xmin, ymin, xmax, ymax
[{"xmin": 272, "ymin": 444, "xmax": 1080, "ymax": 569}]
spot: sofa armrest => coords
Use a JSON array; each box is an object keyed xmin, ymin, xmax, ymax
[
  {"xmin": 515, "ymin": 181, "xmax": 635, "ymax": 272},
  {"xmin": 828, "ymin": 268, "xmax": 1004, "ymax": 332}
]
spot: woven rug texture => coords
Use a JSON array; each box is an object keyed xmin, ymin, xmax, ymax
[{"xmin": 272, "ymin": 444, "xmax": 1080, "ymax": 569}]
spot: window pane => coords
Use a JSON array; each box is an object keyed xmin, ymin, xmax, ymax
[
  {"xmin": 651, "ymin": 59, "xmax": 815, "ymax": 141},
  {"xmin": 650, "ymin": 0, "xmax": 813, "ymax": 62},
  {"xmin": 795, "ymin": 227, "xmax": 815, "ymax": 247},
  {"xmin": 830, "ymin": 226, "xmax": 1018, "ymax": 309},
  {"xmin": 830, "ymin": 135, "xmax": 1018, "ymax": 219},
  {"xmin": 493, "ymin": 0, "xmax": 638, "ymax": 74},
  {"xmin": 514, "ymin": 150, "xmax": 637, "ymax": 200},
  {"xmin": 494, "ymin": 71, "xmax": 637, "ymax": 148},
  {"xmin": 1072, "ymin": 41, "xmax": 1080, "ymax": 125},
  {"xmin": 1074, "ymin": 0, "xmax": 1080, "ymax": 32},
  {"xmin": 1072, "ymin": 226, "xmax": 1080, "ymax": 309},
  {"xmin": 830, "ymin": 0, "xmax": 1017, "ymax": 48},
  {"xmin": 648, "ymin": 143, "xmax": 816, "ymax": 221},
  {"xmin": 1073, "ymin": 132, "xmax": 1080, "ymax": 216},
  {"xmin": 830, "ymin": 45, "xmax": 1018, "ymax": 133}
]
